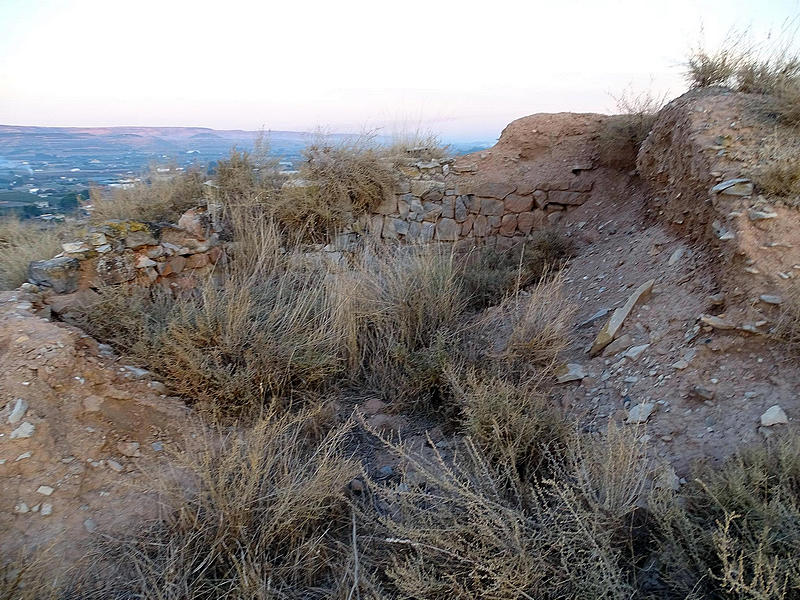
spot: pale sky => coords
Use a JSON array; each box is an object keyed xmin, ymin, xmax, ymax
[{"xmin": 0, "ymin": 0, "xmax": 798, "ymax": 140}]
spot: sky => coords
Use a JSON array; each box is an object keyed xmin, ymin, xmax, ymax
[{"xmin": 0, "ymin": 0, "xmax": 798, "ymax": 141}]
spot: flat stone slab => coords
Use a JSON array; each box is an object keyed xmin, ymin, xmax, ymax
[{"xmin": 589, "ymin": 279, "xmax": 655, "ymax": 355}]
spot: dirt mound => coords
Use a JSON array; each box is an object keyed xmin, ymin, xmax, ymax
[
  {"xmin": 638, "ymin": 87, "xmax": 800, "ymax": 329},
  {"xmin": 458, "ymin": 102, "xmax": 800, "ymax": 473},
  {"xmin": 0, "ymin": 285, "xmax": 199, "ymax": 565}
]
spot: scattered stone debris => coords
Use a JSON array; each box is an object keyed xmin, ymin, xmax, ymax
[
  {"xmin": 710, "ymin": 178, "xmax": 753, "ymax": 196},
  {"xmin": 626, "ymin": 402, "xmax": 655, "ymax": 424},
  {"xmin": 590, "ymin": 279, "xmax": 655, "ymax": 355},
  {"xmin": 555, "ymin": 363, "xmax": 586, "ymax": 383},
  {"xmin": 700, "ymin": 314, "xmax": 736, "ymax": 330},
  {"xmin": 760, "ymin": 405, "xmax": 788, "ymax": 427},
  {"xmin": 10, "ymin": 421, "xmax": 35, "ymax": 439},
  {"xmin": 7, "ymin": 398, "xmax": 28, "ymax": 424}
]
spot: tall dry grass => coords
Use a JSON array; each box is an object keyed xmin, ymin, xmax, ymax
[
  {"xmin": 95, "ymin": 407, "xmax": 360, "ymax": 599},
  {"xmin": 89, "ymin": 167, "xmax": 207, "ymax": 224},
  {"xmin": 0, "ymin": 218, "xmax": 73, "ymax": 290}
]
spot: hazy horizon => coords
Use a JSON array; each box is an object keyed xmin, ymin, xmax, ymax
[{"xmin": 2, "ymin": 0, "xmax": 799, "ymax": 141}]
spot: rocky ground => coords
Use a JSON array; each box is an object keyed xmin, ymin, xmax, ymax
[
  {"xmin": 0, "ymin": 285, "xmax": 201, "ymax": 564},
  {"xmin": 2, "ymin": 86, "xmax": 799, "ymax": 570}
]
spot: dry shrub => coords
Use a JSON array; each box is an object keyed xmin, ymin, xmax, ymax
[
  {"xmin": 650, "ymin": 433, "xmax": 800, "ymax": 599},
  {"xmin": 213, "ymin": 141, "xmax": 284, "ymax": 206},
  {"xmin": 772, "ymin": 284, "xmax": 800, "ymax": 353},
  {"xmin": 342, "ymin": 244, "xmax": 468, "ymax": 411},
  {"xmin": 0, "ymin": 218, "xmax": 74, "ymax": 289},
  {"xmin": 479, "ymin": 270, "xmax": 574, "ymax": 369},
  {"xmin": 597, "ymin": 87, "xmax": 666, "ymax": 169},
  {"xmin": 269, "ymin": 136, "xmax": 398, "ymax": 241},
  {"xmin": 358, "ymin": 418, "xmax": 649, "ymax": 599},
  {"xmin": 461, "ymin": 230, "xmax": 574, "ymax": 309},
  {"xmin": 749, "ymin": 133, "xmax": 800, "ymax": 204},
  {"xmin": 453, "ymin": 370, "xmax": 568, "ymax": 480},
  {"xmin": 99, "ymin": 407, "xmax": 360, "ymax": 599},
  {"xmin": 685, "ymin": 27, "xmax": 800, "ymax": 125},
  {"xmin": 385, "ymin": 130, "xmax": 451, "ymax": 162},
  {"xmin": 90, "ymin": 167, "xmax": 207, "ymax": 224},
  {"xmin": 71, "ymin": 248, "xmax": 347, "ymax": 418}
]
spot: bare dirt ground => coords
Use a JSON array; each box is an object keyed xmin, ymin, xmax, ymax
[
  {"xmin": 0, "ymin": 287, "xmax": 201, "ymax": 564},
  {"xmin": 555, "ymin": 179, "xmax": 800, "ymax": 475}
]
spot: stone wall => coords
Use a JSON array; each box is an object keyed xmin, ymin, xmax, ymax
[
  {"xmin": 364, "ymin": 155, "xmax": 593, "ymax": 248},
  {"xmin": 27, "ymin": 207, "xmax": 224, "ymax": 297}
]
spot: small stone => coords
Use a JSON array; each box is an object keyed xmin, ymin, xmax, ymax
[
  {"xmin": 7, "ymin": 398, "xmax": 28, "ymax": 424},
  {"xmin": 708, "ymin": 293, "xmax": 725, "ymax": 305},
  {"xmin": 590, "ymin": 280, "xmax": 655, "ymax": 355},
  {"xmin": 117, "ymin": 442, "xmax": 141, "ymax": 458},
  {"xmin": 14, "ymin": 502, "xmax": 29, "ymax": 514},
  {"xmin": 759, "ymin": 294, "xmax": 782, "ymax": 305},
  {"xmin": 700, "ymin": 314, "xmax": 736, "ymax": 330},
  {"xmin": 578, "ymin": 308, "xmax": 609, "ymax": 329},
  {"xmin": 135, "ymin": 255, "xmax": 157, "ymax": 269},
  {"xmin": 10, "ymin": 421, "xmax": 35, "ymax": 439},
  {"xmin": 626, "ymin": 402, "xmax": 655, "ymax": 424},
  {"xmin": 623, "ymin": 344, "xmax": 650, "ymax": 361},
  {"xmin": 151, "ymin": 441, "xmax": 164, "ymax": 452},
  {"xmin": 672, "ymin": 359, "xmax": 689, "ymax": 370},
  {"xmin": 36, "ymin": 486, "xmax": 54, "ymax": 496},
  {"xmin": 602, "ymin": 334, "xmax": 633, "ymax": 357},
  {"xmin": 15, "ymin": 451, "xmax": 32, "ymax": 462},
  {"xmin": 667, "ymin": 248, "xmax": 684, "ymax": 266},
  {"xmin": 655, "ymin": 466, "xmax": 681, "ymax": 491},
  {"xmin": 123, "ymin": 365, "xmax": 150, "ymax": 379},
  {"xmin": 760, "ymin": 405, "xmax": 788, "ymax": 427},
  {"xmin": 711, "ymin": 178, "xmax": 753, "ymax": 196},
  {"xmin": 690, "ymin": 386, "xmax": 715, "ymax": 401},
  {"xmin": 107, "ymin": 459, "xmax": 124, "ymax": 473},
  {"xmin": 40, "ymin": 503, "xmax": 53, "ymax": 516},
  {"xmin": 62, "ymin": 241, "xmax": 90, "ymax": 254},
  {"xmin": 555, "ymin": 363, "xmax": 586, "ymax": 384},
  {"xmin": 82, "ymin": 395, "xmax": 104, "ymax": 412},
  {"xmin": 84, "ymin": 518, "xmax": 97, "ymax": 533},
  {"xmin": 748, "ymin": 208, "xmax": 778, "ymax": 221}
]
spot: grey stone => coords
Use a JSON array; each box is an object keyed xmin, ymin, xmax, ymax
[
  {"xmin": 8, "ymin": 398, "xmax": 28, "ymax": 424},
  {"xmin": 626, "ymin": 403, "xmax": 655, "ymax": 424},
  {"xmin": 454, "ymin": 197, "xmax": 468, "ymax": 222},
  {"xmin": 478, "ymin": 198, "xmax": 504, "ymax": 216},
  {"xmin": 555, "ymin": 363, "xmax": 585, "ymax": 384},
  {"xmin": 436, "ymin": 218, "xmax": 459, "ymax": 241},
  {"xmin": 474, "ymin": 182, "xmax": 515, "ymax": 199},
  {"xmin": 10, "ymin": 421, "xmax": 35, "ymax": 439},
  {"xmin": 590, "ymin": 280, "xmax": 655, "ymax": 355},
  {"xmin": 125, "ymin": 230, "xmax": 158, "ymax": 249},
  {"xmin": 761, "ymin": 404, "xmax": 788, "ymax": 426},
  {"xmin": 759, "ymin": 294, "xmax": 782, "ymax": 305},
  {"xmin": 711, "ymin": 178, "xmax": 753, "ymax": 196},
  {"xmin": 96, "ymin": 254, "xmax": 136, "ymax": 285},
  {"xmin": 28, "ymin": 257, "xmax": 80, "ymax": 294},
  {"xmin": 748, "ymin": 208, "xmax": 778, "ymax": 221}
]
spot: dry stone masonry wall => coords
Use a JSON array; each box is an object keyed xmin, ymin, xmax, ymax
[
  {"xmin": 28, "ymin": 207, "xmax": 224, "ymax": 297},
  {"xmin": 365, "ymin": 155, "xmax": 593, "ymax": 248}
]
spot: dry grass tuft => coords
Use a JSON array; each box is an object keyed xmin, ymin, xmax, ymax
[
  {"xmin": 772, "ymin": 283, "xmax": 800, "ymax": 353},
  {"xmin": 0, "ymin": 218, "xmax": 74, "ymax": 290},
  {"xmin": 89, "ymin": 167, "xmax": 207, "ymax": 224},
  {"xmin": 358, "ymin": 417, "xmax": 649, "ymax": 599},
  {"xmin": 98, "ymin": 407, "xmax": 360, "ymax": 599},
  {"xmin": 597, "ymin": 87, "xmax": 666, "ymax": 169},
  {"xmin": 477, "ymin": 270, "xmax": 574, "ymax": 370},
  {"xmin": 270, "ymin": 136, "xmax": 398, "ymax": 241}
]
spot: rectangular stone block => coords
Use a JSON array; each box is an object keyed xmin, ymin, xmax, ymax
[
  {"xmin": 504, "ymin": 194, "xmax": 533, "ymax": 213},
  {"xmin": 436, "ymin": 218, "xmax": 459, "ymax": 241}
]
